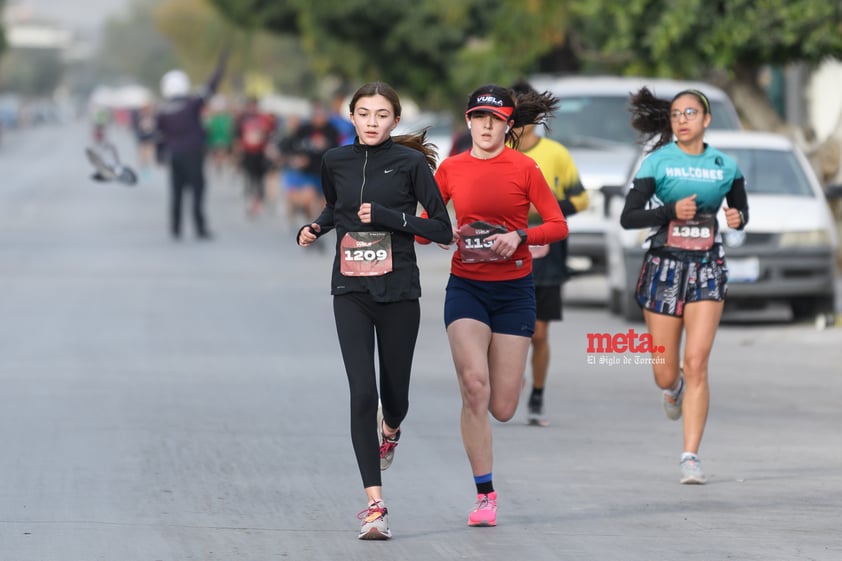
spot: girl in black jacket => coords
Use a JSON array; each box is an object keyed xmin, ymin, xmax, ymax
[{"xmin": 297, "ymin": 82, "xmax": 452, "ymax": 540}]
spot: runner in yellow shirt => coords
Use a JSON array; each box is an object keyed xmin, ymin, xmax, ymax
[{"xmin": 511, "ymin": 81, "xmax": 589, "ymax": 426}]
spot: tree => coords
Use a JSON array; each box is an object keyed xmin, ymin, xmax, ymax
[
  {"xmin": 207, "ymin": 0, "xmax": 298, "ymax": 34},
  {"xmin": 155, "ymin": 0, "xmax": 315, "ymax": 97},
  {"xmin": 0, "ymin": 48, "xmax": 63, "ymax": 96},
  {"xmin": 91, "ymin": 0, "xmax": 179, "ymax": 91},
  {"xmin": 208, "ymin": 0, "xmax": 506, "ymax": 111},
  {"xmin": 566, "ymin": 0, "xmax": 842, "ymax": 131},
  {"xmin": 0, "ymin": 0, "xmax": 6, "ymax": 58},
  {"xmin": 207, "ymin": 0, "xmax": 842, "ymax": 138},
  {"xmin": 454, "ymin": 0, "xmax": 572, "ymax": 92}
]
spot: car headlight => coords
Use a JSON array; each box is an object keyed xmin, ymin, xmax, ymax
[{"xmin": 779, "ymin": 229, "xmax": 831, "ymax": 247}]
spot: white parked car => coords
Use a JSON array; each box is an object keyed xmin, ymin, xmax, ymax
[
  {"xmin": 528, "ymin": 75, "xmax": 743, "ymax": 272},
  {"xmin": 606, "ymin": 130, "xmax": 840, "ymax": 325},
  {"xmin": 392, "ymin": 111, "xmax": 454, "ymax": 166}
]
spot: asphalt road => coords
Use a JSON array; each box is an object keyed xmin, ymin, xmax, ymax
[{"xmin": 0, "ymin": 121, "xmax": 840, "ymax": 561}]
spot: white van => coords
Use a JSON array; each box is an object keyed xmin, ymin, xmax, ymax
[{"xmin": 528, "ymin": 75, "xmax": 742, "ymax": 272}]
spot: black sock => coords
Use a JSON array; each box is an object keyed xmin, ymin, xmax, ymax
[
  {"xmin": 476, "ymin": 481, "xmax": 494, "ymax": 495},
  {"xmin": 531, "ymin": 387, "xmax": 544, "ymax": 398}
]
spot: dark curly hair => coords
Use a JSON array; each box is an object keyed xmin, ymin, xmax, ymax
[{"xmin": 629, "ymin": 87, "xmax": 711, "ymax": 153}]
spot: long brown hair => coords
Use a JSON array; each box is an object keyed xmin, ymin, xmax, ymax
[{"xmin": 349, "ymin": 82, "xmax": 439, "ymax": 170}]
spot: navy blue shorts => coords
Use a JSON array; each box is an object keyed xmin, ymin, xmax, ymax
[{"xmin": 444, "ymin": 274, "xmax": 536, "ymax": 337}]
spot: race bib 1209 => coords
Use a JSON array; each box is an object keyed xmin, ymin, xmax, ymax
[
  {"xmin": 667, "ymin": 214, "xmax": 715, "ymax": 251},
  {"xmin": 340, "ymin": 231, "xmax": 393, "ymax": 276},
  {"xmin": 458, "ymin": 221, "xmax": 508, "ymax": 263}
]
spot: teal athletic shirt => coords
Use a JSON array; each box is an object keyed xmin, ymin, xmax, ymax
[
  {"xmin": 636, "ymin": 142, "xmax": 743, "ymax": 213},
  {"xmin": 623, "ymin": 142, "xmax": 747, "ymax": 250}
]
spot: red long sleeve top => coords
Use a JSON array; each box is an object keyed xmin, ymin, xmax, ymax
[{"xmin": 420, "ymin": 147, "xmax": 568, "ymax": 281}]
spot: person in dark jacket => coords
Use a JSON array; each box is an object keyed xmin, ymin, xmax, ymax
[
  {"xmin": 296, "ymin": 82, "xmax": 452, "ymax": 541},
  {"xmin": 156, "ymin": 50, "xmax": 227, "ymax": 239}
]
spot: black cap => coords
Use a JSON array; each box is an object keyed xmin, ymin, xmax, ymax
[{"xmin": 466, "ymin": 85, "xmax": 515, "ymax": 121}]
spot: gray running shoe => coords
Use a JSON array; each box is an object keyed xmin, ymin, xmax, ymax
[
  {"xmin": 357, "ymin": 500, "xmax": 391, "ymax": 540},
  {"xmin": 663, "ymin": 374, "xmax": 685, "ymax": 421},
  {"xmin": 679, "ymin": 455, "xmax": 706, "ymax": 484},
  {"xmin": 527, "ymin": 392, "xmax": 549, "ymax": 427},
  {"xmin": 377, "ymin": 402, "xmax": 400, "ymax": 470}
]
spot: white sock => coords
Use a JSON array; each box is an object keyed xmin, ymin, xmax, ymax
[{"xmin": 681, "ymin": 451, "xmax": 698, "ymax": 462}]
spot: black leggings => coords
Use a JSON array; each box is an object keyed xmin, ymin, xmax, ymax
[{"xmin": 333, "ymin": 293, "xmax": 420, "ymax": 488}]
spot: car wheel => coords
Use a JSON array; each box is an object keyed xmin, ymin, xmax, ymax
[
  {"xmin": 790, "ymin": 295, "xmax": 835, "ymax": 324},
  {"xmin": 609, "ymin": 289, "xmax": 621, "ymax": 315}
]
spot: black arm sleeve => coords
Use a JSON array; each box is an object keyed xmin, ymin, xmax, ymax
[
  {"xmin": 620, "ymin": 177, "xmax": 676, "ymax": 230},
  {"xmin": 725, "ymin": 176, "xmax": 749, "ymax": 230},
  {"xmin": 369, "ymin": 160, "xmax": 452, "ymax": 245},
  {"xmin": 558, "ymin": 179, "xmax": 586, "ymax": 217},
  {"xmin": 558, "ymin": 199, "xmax": 576, "ymax": 216},
  {"xmin": 201, "ymin": 49, "xmax": 229, "ymax": 100}
]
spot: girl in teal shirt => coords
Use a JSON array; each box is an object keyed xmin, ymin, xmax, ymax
[{"xmin": 621, "ymin": 87, "xmax": 749, "ymax": 485}]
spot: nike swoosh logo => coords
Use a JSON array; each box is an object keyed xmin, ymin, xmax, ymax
[{"xmin": 384, "ymin": 169, "xmax": 394, "ymax": 174}]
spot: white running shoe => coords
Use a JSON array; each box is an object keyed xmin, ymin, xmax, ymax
[
  {"xmin": 357, "ymin": 500, "xmax": 391, "ymax": 539},
  {"xmin": 679, "ymin": 454, "xmax": 706, "ymax": 484},
  {"xmin": 663, "ymin": 374, "xmax": 685, "ymax": 421}
]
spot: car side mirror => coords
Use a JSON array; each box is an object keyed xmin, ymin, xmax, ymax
[
  {"xmin": 600, "ymin": 185, "xmax": 625, "ymax": 217},
  {"xmin": 824, "ymin": 183, "xmax": 842, "ymax": 200}
]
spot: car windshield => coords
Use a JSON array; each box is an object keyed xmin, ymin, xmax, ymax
[
  {"xmin": 724, "ymin": 148, "xmax": 815, "ymax": 197},
  {"xmin": 545, "ymin": 96, "xmax": 740, "ymax": 148}
]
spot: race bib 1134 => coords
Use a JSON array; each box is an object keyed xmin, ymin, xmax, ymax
[{"xmin": 457, "ymin": 221, "xmax": 508, "ymax": 263}]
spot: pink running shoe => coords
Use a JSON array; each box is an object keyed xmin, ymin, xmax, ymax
[{"xmin": 467, "ymin": 492, "xmax": 497, "ymax": 527}]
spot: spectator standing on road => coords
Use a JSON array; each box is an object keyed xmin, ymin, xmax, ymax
[
  {"xmin": 156, "ymin": 49, "xmax": 227, "ymax": 240},
  {"xmin": 234, "ymin": 96, "xmax": 276, "ymax": 217},
  {"xmin": 510, "ymin": 81, "xmax": 589, "ymax": 427},
  {"xmin": 296, "ymin": 82, "xmax": 452, "ymax": 540},
  {"xmin": 420, "ymin": 84, "xmax": 568, "ymax": 527},
  {"xmin": 621, "ymin": 87, "xmax": 749, "ymax": 484}
]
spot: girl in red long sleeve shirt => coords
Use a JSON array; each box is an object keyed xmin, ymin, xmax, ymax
[{"xmin": 421, "ymin": 84, "xmax": 567, "ymax": 526}]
